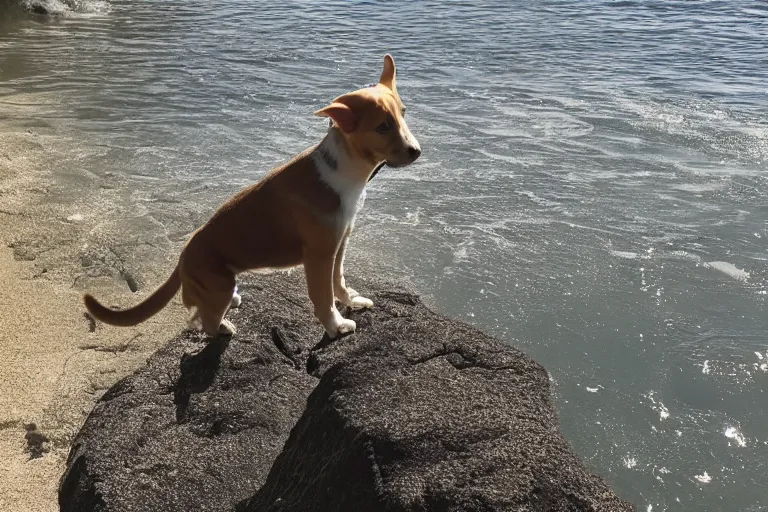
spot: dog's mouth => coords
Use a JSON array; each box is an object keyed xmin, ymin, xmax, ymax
[
  {"xmin": 368, "ymin": 157, "xmax": 415, "ymax": 184},
  {"xmin": 385, "ymin": 157, "xmax": 418, "ymax": 169},
  {"xmin": 391, "ymin": 144, "xmax": 421, "ymax": 168},
  {"xmin": 368, "ymin": 162, "xmax": 386, "ymax": 182}
]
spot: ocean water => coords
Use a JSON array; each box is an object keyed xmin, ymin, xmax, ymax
[{"xmin": 1, "ymin": 1, "xmax": 767, "ymax": 509}]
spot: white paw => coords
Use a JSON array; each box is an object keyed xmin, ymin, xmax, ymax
[
  {"xmin": 349, "ymin": 296, "xmax": 373, "ymax": 309},
  {"xmin": 218, "ymin": 319, "xmax": 236, "ymax": 335},
  {"xmin": 230, "ymin": 293, "xmax": 242, "ymax": 308},
  {"xmin": 334, "ymin": 318, "xmax": 357, "ymax": 336},
  {"xmin": 321, "ymin": 309, "xmax": 357, "ymax": 338}
]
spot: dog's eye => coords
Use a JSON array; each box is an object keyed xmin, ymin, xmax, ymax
[{"xmin": 375, "ymin": 121, "xmax": 391, "ymax": 134}]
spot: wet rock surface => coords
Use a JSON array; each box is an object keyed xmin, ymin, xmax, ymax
[
  {"xmin": 59, "ymin": 271, "xmax": 633, "ymax": 512},
  {"xmin": 9, "ymin": 0, "xmax": 72, "ymax": 15}
]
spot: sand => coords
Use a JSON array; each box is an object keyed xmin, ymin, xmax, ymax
[{"xmin": 0, "ymin": 127, "xmax": 186, "ymax": 510}]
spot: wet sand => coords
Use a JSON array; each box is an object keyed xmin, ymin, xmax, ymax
[{"xmin": 0, "ymin": 128, "xmax": 186, "ymax": 510}]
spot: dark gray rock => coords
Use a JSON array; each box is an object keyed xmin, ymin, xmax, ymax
[
  {"xmin": 59, "ymin": 272, "xmax": 319, "ymax": 512},
  {"xmin": 60, "ymin": 272, "xmax": 634, "ymax": 512},
  {"xmin": 7, "ymin": 0, "xmax": 74, "ymax": 15}
]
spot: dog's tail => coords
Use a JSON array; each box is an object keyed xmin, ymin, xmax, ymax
[{"xmin": 84, "ymin": 267, "xmax": 181, "ymax": 327}]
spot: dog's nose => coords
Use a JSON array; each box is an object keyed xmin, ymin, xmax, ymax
[{"xmin": 408, "ymin": 146, "xmax": 421, "ymax": 161}]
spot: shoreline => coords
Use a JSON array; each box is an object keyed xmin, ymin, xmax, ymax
[{"xmin": 0, "ymin": 124, "xmax": 187, "ymax": 511}]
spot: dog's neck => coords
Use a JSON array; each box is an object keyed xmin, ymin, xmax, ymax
[
  {"xmin": 312, "ymin": 127, "xmax": 378, "ymax": 224},
  {"xmin": 314, "ymin": 127, "xmax": 381, "ymax": 183}
]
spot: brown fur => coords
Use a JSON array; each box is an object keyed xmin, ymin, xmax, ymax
[{"xmin": 84, "ymin": 54, "xmax": 421, "ymax": 338}]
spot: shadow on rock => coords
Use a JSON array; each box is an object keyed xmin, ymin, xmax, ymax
[{"xmin": 174, "ymin": 336, "xmax": 229, "ymax": 422}]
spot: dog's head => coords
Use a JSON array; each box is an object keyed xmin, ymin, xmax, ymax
[{"xmin": 314, "ymin": 54, "xmax": 421, "ymax": 169}]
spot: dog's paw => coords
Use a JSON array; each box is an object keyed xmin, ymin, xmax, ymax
[
  {"xmin": 334, "ymin": 318, "xmax": 357, "ymax": 337},
  {"xmin": 320, "ymin": 309, "xmax": 357, "ymax": 338},
  {"xmin": 349, "ymin": 295, "xmax": 373, "ymax": 309},
  {"xmin": 218, "ymin": 319, "xmax": 237, "ymax": 335}
]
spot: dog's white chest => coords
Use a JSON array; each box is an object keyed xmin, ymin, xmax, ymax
[
  {"xmin": 311, "ymin": 132, "xmax": 372, "ymax": 231},
  {"xmin": 313, "ymin": 160, "xmax": 367, "ymax": 228},
  {"xmin": 331, "ymin": 180, "xmax": 366, "ymax": 229},
  {"xmin": 347, "ymin": 187, "xmax": 366, "ymax": 228}
]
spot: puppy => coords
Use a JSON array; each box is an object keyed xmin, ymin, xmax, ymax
[{"xmin": 84, "ymin": 54, "xmax": 421, "ymax": 338}]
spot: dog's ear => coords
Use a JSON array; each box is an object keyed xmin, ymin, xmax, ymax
[
  {"xmin": 379, "ymin": 54, "xmax": 396, "ymax": 91},
  {"xmin": 314, "ymin": 102, "xmax": 358, "ymax": 133}
]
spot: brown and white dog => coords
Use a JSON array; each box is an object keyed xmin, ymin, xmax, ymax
[{"xmin": 84, "ymin": 54, "xmax": 421, "ymax": 338}]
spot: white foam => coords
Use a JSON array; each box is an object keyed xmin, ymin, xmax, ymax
[
  {"xmin": 453, "ymin": 246, "xmax": 469, "ymax": 263},
  {"xmin": 475, "ymin": 148, "xmax": 527, "ymax": 166},
  {"xmin": 610, "ymin": 250, "xmax": 638, "ymax": 259},
  {"xmin": 725, "ymin": 426, "xmax": 746, "ymax": 447},
  {"xmin": 668, "ymin": 250, "xmax": 702, "ymax": 263},
  {"xmin": 403, "ymin": 208, "xmax": 421, "ymax": 226},
  {"xmin": 705, "ymin": 261, "xmax": 750, "ymax": 281},
  {"xmin": 646, "ymin": 391, "xmax": 670, "ymax": 420},
  {"xmin": 671, "ymin": 182, "xmax": 724, "ymax": 193},
  {"xmin": 694, "ymin": 472, "xmax": 712, "ymax": 484}
]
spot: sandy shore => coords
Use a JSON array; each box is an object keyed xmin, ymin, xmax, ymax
[{"xmin": 0, "ymin": 127, "xmax": 186, "ymax": 510}]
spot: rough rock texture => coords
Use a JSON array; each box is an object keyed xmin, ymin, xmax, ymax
[
  {"xmin": 11, "ymin": 0, "xmax": 79, "ymax": 15},
  {"xmin": 60, "ymin": 272, "xmax": 633, "ymax": 512}
]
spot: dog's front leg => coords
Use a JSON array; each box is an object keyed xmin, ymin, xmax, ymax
[
  {"xmin": 305, "ymin": 249, "xmax": 356, "ymax": 338},
  {"xmin": 333, "ymin": 228, "xmax": 373, "ymax": 310}
]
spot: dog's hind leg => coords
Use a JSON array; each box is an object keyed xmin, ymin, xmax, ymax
[
  {"xmin": 184, "ymin": 269, "xmax": 237, "ymax": 337},
  {"xmin": 186, "ymin": 308, "xmax": 202, "ymax": 330},
  {"xmin": 181, "ymin": 285, "xmax": 202, "ymax": 329},
  {"xmin": 199, "ymin": 290, "xmax": 237, "ymax": 337}
]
